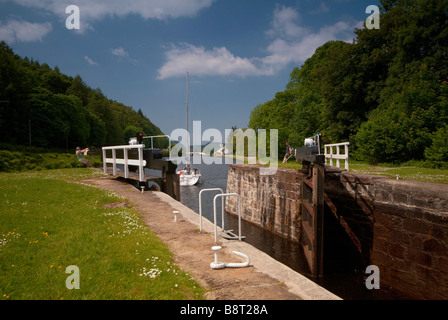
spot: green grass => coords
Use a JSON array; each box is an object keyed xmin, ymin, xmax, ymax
[
  {"xmin": 349, "ymin": 161, "xmax": 448, "ymax": 184},
  {"xmin": 228, "ymin": 152, "xmax": 448, "ymax": 184},
  {"xmin": 276, "ymin": 159, "xmax": 448, "ymax": 184},
  {"xmin": 0, "ymin": 150, "xmax": 102, "ymax": 172},
  {"xmin": 0, "ymin": 168, "xmax": 204, "ymax": 300}
]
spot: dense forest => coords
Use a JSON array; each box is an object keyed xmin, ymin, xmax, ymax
[
  {"xmin": 249, "ymin": 0, "xmax": 448, "ymax": 165},
  {"xmin": 0, "ymin": 42, "xmax": 164, "ymax": 151}
]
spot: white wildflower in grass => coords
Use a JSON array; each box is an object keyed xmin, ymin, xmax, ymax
[
  {"xmin": 137, "ymin": 256, "xmax": 181, "ymax": 280},
  {"xmin": 139, "ymin": 267, "xmax": 162, "ymax": 279},
  {"xmin": 107, "ymin": 191, "xmax": 124, "ymax": 200},
  {"xmin": 103, "ymin": 210, "xmax": 146, "ymax": 237},
  {"xmin": 0, "ymin": 231, "xmax": 21, "ymax": 249}
]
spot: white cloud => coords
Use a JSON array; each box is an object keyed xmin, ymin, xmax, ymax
[
  {"xmin": 110, "ymin": 46, "xmax": 138, "ymax": 65},
  {"xmin": 10, "ymin": 0, "xmax": 214, "ymax": 37},
  {"xmin": 157, "ymin": 44, "xmax": 267, "ymax": 79},
  {"xmin": 111, "ymin": 47, "xmax": 129, "ymax": 57},
  {"xmin": 261, "ymin": 20, "xmax": 357, "ymax": 72},
  {"xmin": 12, "ymin": 0, "xmax": 214, "ymax": 22},
  {"xmin": 267, "ymin": 6, "xmax": 307, "ymax": 39},
  {"xmin": 84, "ymin": 56, "xmax": 98, "ymax": 65},
  {"xmin": 0, "ymin": 19, "xmax": 52, "ymax": 43},
  {"xmin": 158, "ymin": 6, "xmax": 360, "ymax": 79}
]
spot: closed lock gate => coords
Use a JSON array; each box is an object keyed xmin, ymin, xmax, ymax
[
  {"xmin": 294, "ymin": 135, "xmax": 326, "ymax": 278},
  {"xmin": 301, "ymin": 161, "xmax": 325, "ymax": 278}
]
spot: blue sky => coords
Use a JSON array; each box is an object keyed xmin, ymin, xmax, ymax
[{"xmin": 0, "ymin": 0, "xmax": 380, "ymax": 138}]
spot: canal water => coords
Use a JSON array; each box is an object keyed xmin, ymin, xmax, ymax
[{"xmin": 153, "ymin": 155, "xmax": 409, "ymax": 300}]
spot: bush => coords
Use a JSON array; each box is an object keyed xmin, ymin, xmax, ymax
[
  {"xmin": 0, "ymin": 150, "xmax": 101, "ymax": 172},
  {"xmin": 425, "ymin": 125, "xmax": 448, "ymax": 164}
]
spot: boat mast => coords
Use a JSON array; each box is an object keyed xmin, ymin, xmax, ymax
[
  {"xmin": 186, "ymin": 72, "xmax": 189, "ymax": 135},
  {"xmin": 186, "ymin": 72, "xmax": 190, "ymax": 155}
]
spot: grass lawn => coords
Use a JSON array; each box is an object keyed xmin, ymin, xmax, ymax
[
  {"xmin": 0, "ymin": 168, "xmax": 204, "ymax": 300},
  {"xmin": 276, "ymin": 159, "xmax": 448, "ymax": 184},
  {"xmin": 348, "ymin": 162, "xmax": 448, "ymax": 184}
]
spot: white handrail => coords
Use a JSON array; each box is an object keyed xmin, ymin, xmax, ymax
[
  {"xmin": 199, "ymin": 188, "xmax": 224, "ymax": 233},
  {"xmin": 102, "ymin": 144, "xmax": 146, "ymax": 182},
  {"xmin": 324, "ymin": 142, "xmax": 350, "ymax": 171},
  {"xmin": 143, "ymin": 135, "xmax": 171, "ymax": 152},
  {"xmin": 213, "ymin": 193, "xmax": 242, "ymax": 243}
]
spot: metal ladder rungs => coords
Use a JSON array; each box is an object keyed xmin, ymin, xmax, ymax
[{"xmin": 221, "ymin": 229, "xmax": 246, "ymax": 240}]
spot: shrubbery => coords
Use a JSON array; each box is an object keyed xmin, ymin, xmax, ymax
[
  {"xmin": 0, "ymin": 41, "xmax": 166, "ymax": 151},
  {"xmin": 0, "ymin": 150, "xmax": 102, "ymax": 172},
  {"xmin": 249, "ymin": 0, "xmax": 448, "ymax": 165}
]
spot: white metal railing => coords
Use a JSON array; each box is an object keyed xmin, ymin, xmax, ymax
[
  {"xmin": 144, "ymin": 135, "xmax": 171, "ymax": 152},
  {"xmin": 199, "ymin": 188, "xmax": 224, "ymax": 233},
  {"xmin": 102, "ymin": 145, "xmax": 146, "ymax": 182},
  {"xmin": 324, "ymin": 142, "xmax": 350, "ymax": 171},
  {"xmin": 213, "ymin": 193, "xmax": 242, "ymax": 243}
]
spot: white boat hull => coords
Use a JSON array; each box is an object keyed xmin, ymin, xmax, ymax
[{"xmin": 177, "ymin": 168, "xmax": 201, "ymax": 186}]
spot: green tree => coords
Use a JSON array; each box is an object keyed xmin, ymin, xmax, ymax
[
  {"xmin": 87, "ymin": 89, "xmax": 123, "ymax": 146},
  {"xmin": 354, "ymin": 0, "xmax": 448, "ymax": 163},
  {"xmin": 41, "ymin": 68, "xmax": 71, "ymax": 95},
  {"xmin": 123, "ymin": 125, "xmax": 141, "ymax": 142},
  {"xmin": 66, "ymin": 75, "xmax": 90, "ymax": 106},
  {"xmin": 250, "ymin": 0, "xmax": 448, "ymax": 164},
  {"xmin": 425, "ymin": 125, "xmax": 448, "ymax": 164},
  {"xmin": 0, "ymin": 41, "xmax": 165, "ymax": 150}
]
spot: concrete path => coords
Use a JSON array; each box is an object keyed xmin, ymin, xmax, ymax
[{"xmin": 82, "ymin": 176, "xmax": 341, "ymax": 300}]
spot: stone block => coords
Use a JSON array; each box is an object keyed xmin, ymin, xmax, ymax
[
  {"xmin": 389, "ymin": 267, "xmax": 419, "ymax": 287},
  {"xmin": 371, "ymin": 248, "xmax": 393, "ymax": 268},
  {"xmin": 372, "ymin": 236, "xmax": 390, "ymax": 254},
  {"xmin": 407, "ymin": 248, "xmax": 432, "ymax": 268},
  {"xmin": 374, "ymin": 188, "xmax": 392, "ymax": 203},
  {"xmin": 374, "ymin": 211, "xmax": 403, "ymax": 229},
  {"xmin": 389, "ymin": 243, "xmax": 406, "ymax": 259},
  {"xmin": 375, "ymin": 202, "xmax": 408, "ymax": 218},
  {"xmin": 423, "ymin": 211, "xmax": 448, "ymax": 226},
  {"xmin": 403, "ymin": 218, "xmax": 428, "ymax": 235},
  {"xmin": 390, "ymin": 228, "xmax": 411, "ymax": 246},
  {"xmin": 438, "ymin": 256, "xmax": 448, "ymax": 274},
  {"xmin": 423, "ymin": 238, "xmax": 448, "ymax": 257},
  {"xmin": 391, "ymin": 191, "xmax": 408, "ymax": 205}
]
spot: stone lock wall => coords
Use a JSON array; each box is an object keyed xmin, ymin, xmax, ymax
[
  {"xmin": 371, "ymin": 179, "xmax": 448, "ymax": 299},
  {"xmin": 226, "ymin": 164, "xmax": 448, "ymax": 299},
  {"xmin": 225, "ymin": 164, "xmax": 302, "ymax": 241}
]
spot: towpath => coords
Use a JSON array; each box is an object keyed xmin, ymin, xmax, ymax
[{"xmin": 82, "ymin": 175, "xmax": 341, "ymax": 300}]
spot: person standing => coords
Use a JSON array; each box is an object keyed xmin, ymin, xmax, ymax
[{"xmin": 282, "ymin": 141, "xmax": 292, "ymax": 163}]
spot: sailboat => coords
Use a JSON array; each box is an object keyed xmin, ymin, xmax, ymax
[{"xmin": 177, "ymin": 72, "xmax": 202, "ymax": 186}]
